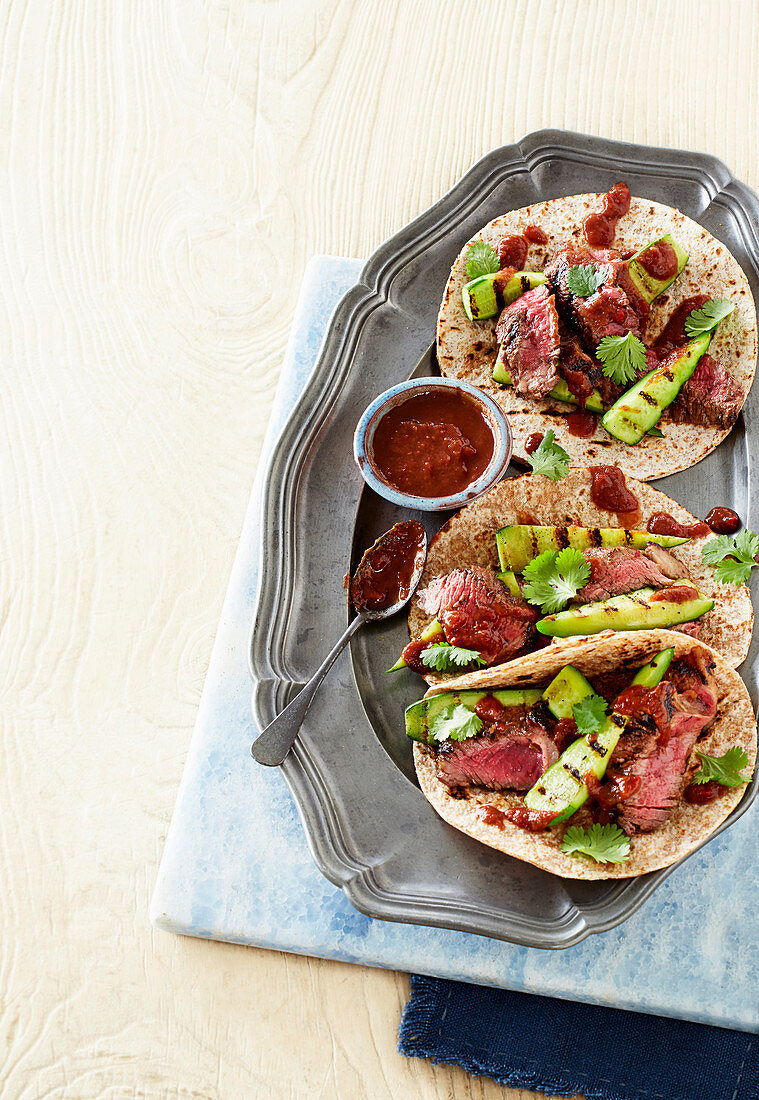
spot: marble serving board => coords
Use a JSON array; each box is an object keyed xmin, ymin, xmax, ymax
[{"xmin": 151, "ymin": 256, "xmax": 759, "ymax": 1033}]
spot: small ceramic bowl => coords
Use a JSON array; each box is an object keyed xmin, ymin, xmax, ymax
[{"xmin": 353, "ymin": 377, "xmax": 513, "ymax": 512}]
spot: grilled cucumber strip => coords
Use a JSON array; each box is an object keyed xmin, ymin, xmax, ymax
[
  {"xmin": 627, "ymin": 234, "xmax": 688, "ymax": 304},
  {"xmin": 492, "ymin": 350, "xmax": 605, "ymax": 413},
  {"xmin": 601, "ymin": 334, "xmax": 711, "ymax": 444},
  {"xmin": 536, "ymin": 581, "xmax": 714, "ymax": 637},
  {"xmin": 462, "ymin": 271, "xmax": 546, "ymax": 321},
  {"xmin": 496, "ymin": 524, "xmax": 687, "ymax": 573}
]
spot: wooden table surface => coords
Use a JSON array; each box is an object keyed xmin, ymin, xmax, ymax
[{"xmin": 4, "ymin": 1, "xmax": 758, "ymax": 1095}]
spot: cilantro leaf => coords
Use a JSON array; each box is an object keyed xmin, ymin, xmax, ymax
[
  {"xmin": 561, "ymin": 823, "xmax": 630, "ymax": 864},
  {"xmin": 684, "ymin": 298, "xmax": 736, "ymax": 338},
  {"xmin": 428, "ymin": 703, "xmax": 483, "ymax": 743},
  {"xmin": 692, "ymin": 747, "xmax": 752, "ymax": 787},
  {"xmin": 522, "ymin": 547, "xmax": 591, "ymax": 614},
  {"xmin": 465, "ymin": 241, "xmax": 500, "ymax": 279},
  {"xmin": 701, "ymin": 528, "xmax": 758, "ymax": 585},
  {"xmin": 573, "ymin": 693, "xmax": 607, "ymax": 736},
  {"xmin": 596, "ymin": 332, "xmax": 649, "ymax": 386},
  {"xmin": 420, "ymin": 643, "xmax": 485, "ymax": 673},
  {"xmin": 526, "ymin": 428, "xmax": 570, "ymax": 481},
  {"xmin": 566, "ymin": 264, "xmax": 605, "ymax": 297}
]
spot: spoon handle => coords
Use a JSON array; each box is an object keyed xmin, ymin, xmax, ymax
[{"xmin": 250, "ymin": 614, "xmax": 366, "ymax": 766}]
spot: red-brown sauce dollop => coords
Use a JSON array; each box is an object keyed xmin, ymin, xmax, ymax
[
  {"xmin": 498, "ymin": 235, "xmax": 529, "ymax": 269},
  {"xmin": 525, "ymin": 431, "xmax": 545, "ymax": 454},
  {"xmin": 684, "ymin": 780, "xmax": 729, "ymax": 804},
  {"xmin": 705, "ymin": 507, "xmax": 741, "ymax": 535},
  {"xmin": 651, "ymin": 294, "xmax": 709, "ymax": 357},
  {"xmin": 372, "ymin": 390, "xmax": 495, "ymax": 497},
  {"xmin": 563, "ymin": 409, "xmax": 597, "ymax": 438},
  {"xmin": 636, "ymin": 241, "xmax": 679, "ymax": 281},
  {"xmin": 583, "ymin": 182, "xmax": 631, "ymax": 247},
  {"xmin": 350, "ymin": 521, "xmax": 426, "ymax": 611},
  {"xmin": 589, "ymin": 465, "xmax": 641, "ymax": 523},
  {"xmin": 650, "ymin": 585, "xmax": 700, "ymax": 604},
  {"xmin": 647, "ymin": 512, "xmax": 709, "ymax": 539},
  {"xmin": 524, "ymin": 224, "xmax": 548, "ymax": 244}
]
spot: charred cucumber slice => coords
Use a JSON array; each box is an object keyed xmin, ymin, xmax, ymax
[
  {"xmin": 601, "ymin": 334, "xmax": 711, "ymax": 445},
  {"xmin": 627, "ymin": 234, "xmax": 688, "ymax": 304},
  {"xmin": 542, "ymin": 665, "xmax": 595, "ymax": 720},
  {"xmin": 631, "ymin": 646, "xmax": 675, "ymax": 687},
  {"xmin": 536, "ymin": 581, "xmax": 714, "ymax": 637},
  {"xmin": 495, "ymin": 524, "xmax": 688, "ymax": 572},
  {"xmin": 462, "ymin": 271, "xmax": 546, "ymax": 321},
  {"xmin": 495, "ymin": 569, "xmax": 522, "ymax": 597},
  {"xmin": 405, "ymin": 688, "xmax": 543, "ymax": 745}
]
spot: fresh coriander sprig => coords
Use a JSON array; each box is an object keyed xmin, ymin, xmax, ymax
[
  {"xmin": 465, "ymin": 241, "xmax": 500, "ymax": 279},
  {"xmin": 684, "ymin": 298, "xmax": 736, "ymax": 338},
  {"xmin": 428, "ymin": 703, "xmax": 483, "ymax": 743},
  {"xmin": 701, "ymin": 528, "xmax": 759, "ymax": 585},
  {"xmin": 522, "ymin": 547, "xmax": 591, "ymax": 615},
  {"xmin": 596, "ymin": 332, "xmax": 649, "ymax": 386},
  {"xmin": 567, "ymin": 264, "xmax": 605, "ymax": 297},
  {"xmin": 692, "ymin": 747, "xmax": 752, "ymax": 787},
  {"xmin": 420, "ymin": 643, "xmax": 485, "ymax": 674},
  {"xmin": 526, "ymin": 429, "xmax": 570, "ymax": 481},
  {"xmin": 573, "ymin": 693, "xmax": 607, "ymax": 736},
  {"xmin": 561, "ymin": 823, "xmax": 630, "ymax": 864}
]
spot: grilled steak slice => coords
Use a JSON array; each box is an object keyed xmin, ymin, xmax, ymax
[
  {"xmin": 672, "ymin": 621, "xmax": 703, "ymax": 639},
  {"xmin": 607, "ymin": 651, "xmax": 718, "ymax": 833},
  {"xmin": 545, "ymin": 246, "xmax": 645, "ymax": 352},
  {"xmin": 494, "ymin": 284, "xmax": 560, "ymax": 398},
  {"xmin": 417, "ymin": 567, "xmax": 539, "ymax": 666},
  {"xmin": 668, "ymin": 355, "xmax": 743, "ymax": 430},
  {"xmin": 436, "ymin": 721, "xmax": 558, "ymax": 792},
  {"xmin": 574, "ymin": 544, "xmax": 689, "ymax": 603}
]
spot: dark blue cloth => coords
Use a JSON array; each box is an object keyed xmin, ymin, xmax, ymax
[{"xmin": 399, "ymin": 975, "xmax": 758, "ymax": 1100}]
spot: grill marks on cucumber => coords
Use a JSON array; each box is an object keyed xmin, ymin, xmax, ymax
[
  {"xmin": 536, "ymin": 582, "xmax": 714, "ymax": 637},
  {"xmin": 496, "ymin": 524, "xmax": 687, "ymax": 573}
]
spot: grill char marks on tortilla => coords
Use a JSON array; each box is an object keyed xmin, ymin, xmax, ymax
[
  {"xmin": 435, "ymin": 705, "xmax": 558, "ymax": 792},
  {"xmin": 545, "ymin": 246, "xmax": 645, "ymax": 352},
  {"xmin": 575, "ymin": 544, "xmax": 689, "ymax": 604},
  {"xmin": 416, "ymin": 567, "xmax": 539, "ymax": 666},
  {"xmin": 494, "ymin": 284, "xmax": 560, "ymax": 398},
  {"xmin": 669, "ymin": 354, "xmax": 744, "ymax": 430},
  {"xmin": 607, "ymin": 650, "xmax": 718, "ymax": 834}
]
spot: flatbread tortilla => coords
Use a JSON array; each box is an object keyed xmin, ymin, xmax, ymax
[
  {"xmin": 408, "ymin": 469, "xmax": 753, "ymax": 673},
  {"xmin": 414, "ymin": 630, "xmax": 757, "ymax": 879},
  {"xmin": 437, "ymin": 193, "xmax": 758, "ymax": 481}
]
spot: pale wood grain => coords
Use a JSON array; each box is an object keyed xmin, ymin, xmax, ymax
[{"xmin": 3, "ymin": 0, "xmax": 758, "ymax": 1095}]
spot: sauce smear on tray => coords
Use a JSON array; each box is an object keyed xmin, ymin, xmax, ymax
[{"xmin": 371, "ymin": 389, "xmax": 495, "ymax": 497}]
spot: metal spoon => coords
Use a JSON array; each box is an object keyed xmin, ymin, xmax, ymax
[{"xmin": 250, "ymin": 521, "xmax": 427, "ymax": 766}]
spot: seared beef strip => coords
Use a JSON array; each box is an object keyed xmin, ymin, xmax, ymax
[
  {"xmin": 494, "ymin": 284, "xmax": 560, "ymax": 398},
  {"xmin": 545, "ymin": 246, "xmax": 646, "ymax": 352},
  {"xmin": 668, "ymin": 355, "xmax": 743, "ymax": 431},
  {"xmin": 415, "ymin": 567, "xmax": 539, "ymax": 666},
  {"xmin": 606, "ymin": 650, "xmax": 718, "ymax": 833},
  {"xmin": 435, "ymin": 702, "xmax": 558, "ymax": 792},
  {"xmin": 574, "ymin": 544, "xmax": 689, "ymax": 603}
]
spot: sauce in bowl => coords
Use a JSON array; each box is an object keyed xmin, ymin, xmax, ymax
[{"xmin": 371, "ymin": 389, "xmax": 495, "ymax": 497}]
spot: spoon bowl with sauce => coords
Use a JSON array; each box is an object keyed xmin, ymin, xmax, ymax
[
  {"xmin": 250, "ymin": 521, "xmax": 427, "ymax": 766},
  {"xmin": 354, "ymin": 377, "xmax": 512, "ymax": 511}
]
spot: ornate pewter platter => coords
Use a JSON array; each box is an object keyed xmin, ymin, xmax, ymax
[{"xmin": 250, "ymin": 130, "xmax": 759, "ymax": 948}]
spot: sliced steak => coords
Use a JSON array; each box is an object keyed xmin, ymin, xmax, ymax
[
  {"xmin": 545, "ymin": 246, "xmax": 645, "ymax": 352},
  {"xmin": 607, "ymin": 651, "xmax": 718, "ymax": 833},
  {"xmin": 672, "ymin": 621, "xmax": 703, "ymax": 639},
  {"xmin": 417, "ymin": 567, "xmax": 539, "ymax": 666},
  {"xmin": 574, "ymin": 544, "xmax": 689, "ymax": 603},
  {"xmin": 436, "ymin": 721, "xmax": 558, "ymax": 792},
  {"xmin": 669, "ymin": 355, "xmax": 743, "ymax": 430},
  {"xmin": 494, "ymin": 284, "xmax": 560, "ymax": 398}
]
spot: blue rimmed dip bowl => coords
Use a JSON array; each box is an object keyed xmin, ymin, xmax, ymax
[{"xmin": 353, "ymin": 377, "xmax": 513, "ymax": 512}]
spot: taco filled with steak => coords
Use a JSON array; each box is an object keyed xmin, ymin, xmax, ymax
[
  {"xmin": 389, "ymin": 469, "xmax": 753, "ymax": 679},
  {"xmin": 409, "ymin": 630, "xmax": 756, "ymax": 879},
  {"xmin": 437, "ymin": 185, "xmax": 757, "ymax": 480}
]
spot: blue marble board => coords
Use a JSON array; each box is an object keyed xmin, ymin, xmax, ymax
[{"xmin": 151, "ymin": 256, "xmax": 759, "ymax": 1033}]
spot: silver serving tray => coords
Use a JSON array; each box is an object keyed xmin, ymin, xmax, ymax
[{"xmin": 250, "ymin": 130, "xmax": 759, "ymax": 949}]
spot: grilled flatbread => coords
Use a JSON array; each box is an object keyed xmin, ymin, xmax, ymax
[
  {"xmin": 414, "ymin": 630, "xmax": 757, "ymax": 879},
  {"xmin": 437, "ymin": 193, "xmax": 757, "ymax": 480}
]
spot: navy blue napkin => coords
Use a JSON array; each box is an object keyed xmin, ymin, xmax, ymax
[{"xmin": 399, "ymin": 975, "xmax": 758, "ymax": 1100}]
